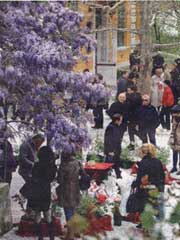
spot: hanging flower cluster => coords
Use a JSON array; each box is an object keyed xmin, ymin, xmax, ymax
[{"xmin": 0, "ymin": 1, "xmax": 108, "ymax": 153}]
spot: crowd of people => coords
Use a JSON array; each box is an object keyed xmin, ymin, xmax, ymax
[{"xmin": 0, "ymin": 51, "xmax": 180, "ymax": 239}]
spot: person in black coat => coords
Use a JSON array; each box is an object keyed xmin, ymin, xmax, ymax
[
  {"xmin": 152, "ymin": 53, "xmax": 164, "ymax": 75},
  {"xmin": 116, "ymin": 71, "xmax": 129, "ymax": 99},
  {"xmin": 132, "ymin": 144, "xmax": 165, "ymax": 219},
  {"xmin": 104, "ymin": 113, "xmax": 124, "ymax": 178},
  {"xmin": 170, "ymin": 59, "xmax": 180, "ymax": 104},
  {"xmin": 136, "ymin": 95, "xmax": 159, "ymax": 146},
  {"xmin": 28, "ymin": 146, "xmax": 57, "ymax": 240},
  {"xmin": 126, "ymin": 86, "xmax": 142, "ymax": 150},
  {"xmin": 0, "ymin": 140, "xmax": 17, "ymax": 184},
  {"xmin": 106, "ymin": 93, "xmax": 129, "ymax": 138}
]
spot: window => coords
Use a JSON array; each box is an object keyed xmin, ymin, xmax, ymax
[
  {"xmin": 67, "ymin": 1, "xmax": 78, "ymax": 11},
  {"xmin": 96, "ymin": 8, "xmax": 103, "ymax": 29},
  {"xmin": 117, "ymin": 4, "xmax": 126, "ymax": 47}
]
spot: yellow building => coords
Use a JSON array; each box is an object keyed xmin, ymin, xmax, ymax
[{"xmin": 68, "ymin": 1, "xmax": 141, "ymax": 85}]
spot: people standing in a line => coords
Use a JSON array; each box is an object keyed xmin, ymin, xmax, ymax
[
  {"xmin": 57, "ymin": 152, "xmax": 81, "ymax": 222},
  {"xmin": 104, "ymin": 114, "xmax": 124, "ymax": 178},
  {"xmin": 126, "ymin": 86, "xmax": 142, "ymax": 150},
  {"xmin": 151, "ymin": 67, "xmax": 165, "ymax": 113},
  {"xmin": 27, "ymin": 146, "xmax": 57, "ymax": 240},
  {"xmin": 169, "ymin": 100, "xmax": 180, "ymax": 174},
  {"xmin": 116, "ymin": 71, "xmax": 129, "ymax": 99},
  {"xmin": 106, "ymin": 92, "xmax": 129, "ymax": 139},
  {"xmin": 160, "ymin": 80, "xmax": 174, "ymax": 130},
  {"xmin": 137, "ymin": 95, "xmax": 159, "ymax": 146},
  {"xmin": 18, "ymin": 134, "xmax": 45, "ymax": 215}
]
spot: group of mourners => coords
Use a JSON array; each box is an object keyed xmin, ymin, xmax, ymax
[
  {"xmin": 1, "ymin": 51, "xmax": 180, "ymax": 238},
  {"xmin": 102, "ymin": 51, "xmax": 180, "ymax": 226}
]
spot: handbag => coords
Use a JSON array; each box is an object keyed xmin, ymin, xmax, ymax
[{"xmin": 126, "ymin": 188, "xmax": 146, "ymax": 213}]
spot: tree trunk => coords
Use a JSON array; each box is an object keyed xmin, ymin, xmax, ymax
[{"xmin": 138, "ymin": 1, "xmax": 153, "ymax": 95}]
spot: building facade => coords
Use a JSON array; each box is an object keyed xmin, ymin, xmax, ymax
[{"xmin": 69, "ymin": 1, "xmax": 141, "ymax": 85}]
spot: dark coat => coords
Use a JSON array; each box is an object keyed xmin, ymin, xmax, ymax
[
  {"xmin": 134, "ymin": 155, "xmax": 165, "ymax": 192},
  {"xmin": 129, "ymin": 53, "xmax": 140, "ymax": 67},
  {"xmin": 27, "ymin": 161, "xmax": 57, "ymax": 212},
  {"xmin": 116, "ymin": 78, "xmax": 128, "ymax": 97},
  {"xmin": 170, "ymin": 67, "xmax": 180, "ymax": 103},
  {"xmin": 57, "ymin": 157, "xmax": 80, "ymax": 208},
  {"xmin": 104, "ymin": 122, "xmax": 124, "ymax": 156},
  {"xmin": 18, "ymin": 139, "xmax": 37, "ymax": 179},
  {"xmin": 106, "ymin": 101, "xmax": 130, "ymax": 127},
  {"xmin": 126, "ymin": 93, "xmax": 142, "ymax": 123},
  {"xmin": 0, "ymin": 141, "xmax": 17, "ymax": 183},
  {"xmin": 136, "ymin": 104, "xmax": 159, "ymax": 129}
]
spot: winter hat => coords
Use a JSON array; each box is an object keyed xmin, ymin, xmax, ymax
[
  {"xmin": 175, "ymin": 58, "xmax": 180, "ymax": 65},
  {"xmin": 171, "ymin": 98, "xmax": 180, "ymax": 113}
]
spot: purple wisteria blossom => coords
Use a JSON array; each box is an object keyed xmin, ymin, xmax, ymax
[{"xmin": 0, "ymin": 1, "xmax": 108, "ymax": 153}]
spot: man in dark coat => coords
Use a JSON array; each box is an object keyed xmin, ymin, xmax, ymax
[
  {"xmin": 18, "ymin": 134, "xmax": 45, "ymax": 217},
  {"xmin": 0, "ymin": 140, "xmax": 17, "ymax": 184},
  {"xmin": 170, "ymin": 58, "xmax": 180, "ymax": 104},
  {"xmin": 137, "ymin": 95, "xmax": 159, "ymax": 145},
  {"xmin": 18, "ymin": 134, "xmax": 45, "ymax": 182},
  {"xmin": 129, "ymin": 48, "xmax": 140, "ymax": 70},
  {"xmin": 116, "ymin": 71, "xmax": 129, "ymax": 99},
  {"xmin": 106, "ymin": 92, "xmax": 129, "ymax": 138},
  {"xmin": 104, "ymin": 113, "xmax": 124, "ymax": 178},
  {"xmin": 126, "ymin": 86, "xmax": 142, "ymax": 150}
]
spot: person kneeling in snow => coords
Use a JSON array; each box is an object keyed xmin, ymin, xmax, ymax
[
  {"xmin": 104, "ymin": 113, "xmax": 124, "ymax": 178},
  {"xmin": 131, "ymin": 144, "xmax": 165, "ymax": 222}
]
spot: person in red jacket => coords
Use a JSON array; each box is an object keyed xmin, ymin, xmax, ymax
[{"xmin": 160, "ymin": 80, "xmax": 174, "ymax": 130}]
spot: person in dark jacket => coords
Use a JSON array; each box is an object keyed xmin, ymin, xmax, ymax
[
  {"xmin": 0, "ymin": 140, "xmax": 17, "ymax": 184},
  {"xmin": 126, "ymin": 86, "xmax": 142, "ymax": 150},
  {"xmin": 116, "ymin": 71, "xmax": 129, "ymax": 98},
  {"xmin": 132, "ymin": 144, "xmax": 165, "ymax": 220},
  {"xmin": 106, "ymin": 93, "xmax": 129, "ymax": 138},
  {"xmin": 104, "ymin": 113, "xmax": 124, "ymax": 178},
  {"xmin": 18, "ymin": 134, "xmax": 45, "ymax": 183},
  {"xmin": 18, "ymin": 134, "xmax": 45, "ymax": 218},
  {"xmin": 137, "ymin": 95, "xmax": 159, "ymax": 146},
  {"xmin": 129, "ymin": 48, "xmax": 140, "ymax": 70},
  {"xmin": 170, "ymin": 58, "xmax": 180, "ymax": 104},
  {"xmin": 57, "ymin": 152, "xmax": 81, "ymax": 222},
  {"xmin": 27, "ymin": 146, "xmax": 57, "ymax": 240},
  {"xmin": 152, "ymin": 53, "xmax": 164, "ymax": 75}
]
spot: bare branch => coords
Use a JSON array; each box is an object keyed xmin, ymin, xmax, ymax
[
  {"xmin": 91, "ymin": 27, "xmax": 138, "ymax": 35},
  {"xmin": 153, "ymin": 42, "xmax": 180, "ymax": 49}
]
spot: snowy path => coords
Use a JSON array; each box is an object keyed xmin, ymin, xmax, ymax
[{"xmin": 1, "ymin": 111, "xmax": 180, "ymax": 240}]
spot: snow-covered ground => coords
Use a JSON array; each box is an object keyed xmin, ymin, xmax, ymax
[{"xmin": 1, "ymin": 110, "xmax": 180, "ymax": 240}]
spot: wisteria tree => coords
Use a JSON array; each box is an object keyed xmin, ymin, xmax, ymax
[{"xmin": 0, "ymin": 1, "xmax": 108, "ymax": 153}]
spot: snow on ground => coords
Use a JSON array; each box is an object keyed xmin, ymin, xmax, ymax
[{"xmin": 1, "ymin": 110, "xmax": 180, "ymax": 240}]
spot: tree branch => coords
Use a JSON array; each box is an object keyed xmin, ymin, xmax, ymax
[
  {"xmin": 91, "ymin": 27, "xmax": 138, "ymax": 35},
  {"xmin": 153, "ymin": 42, "xmax": 180, "ymax": 49}
]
